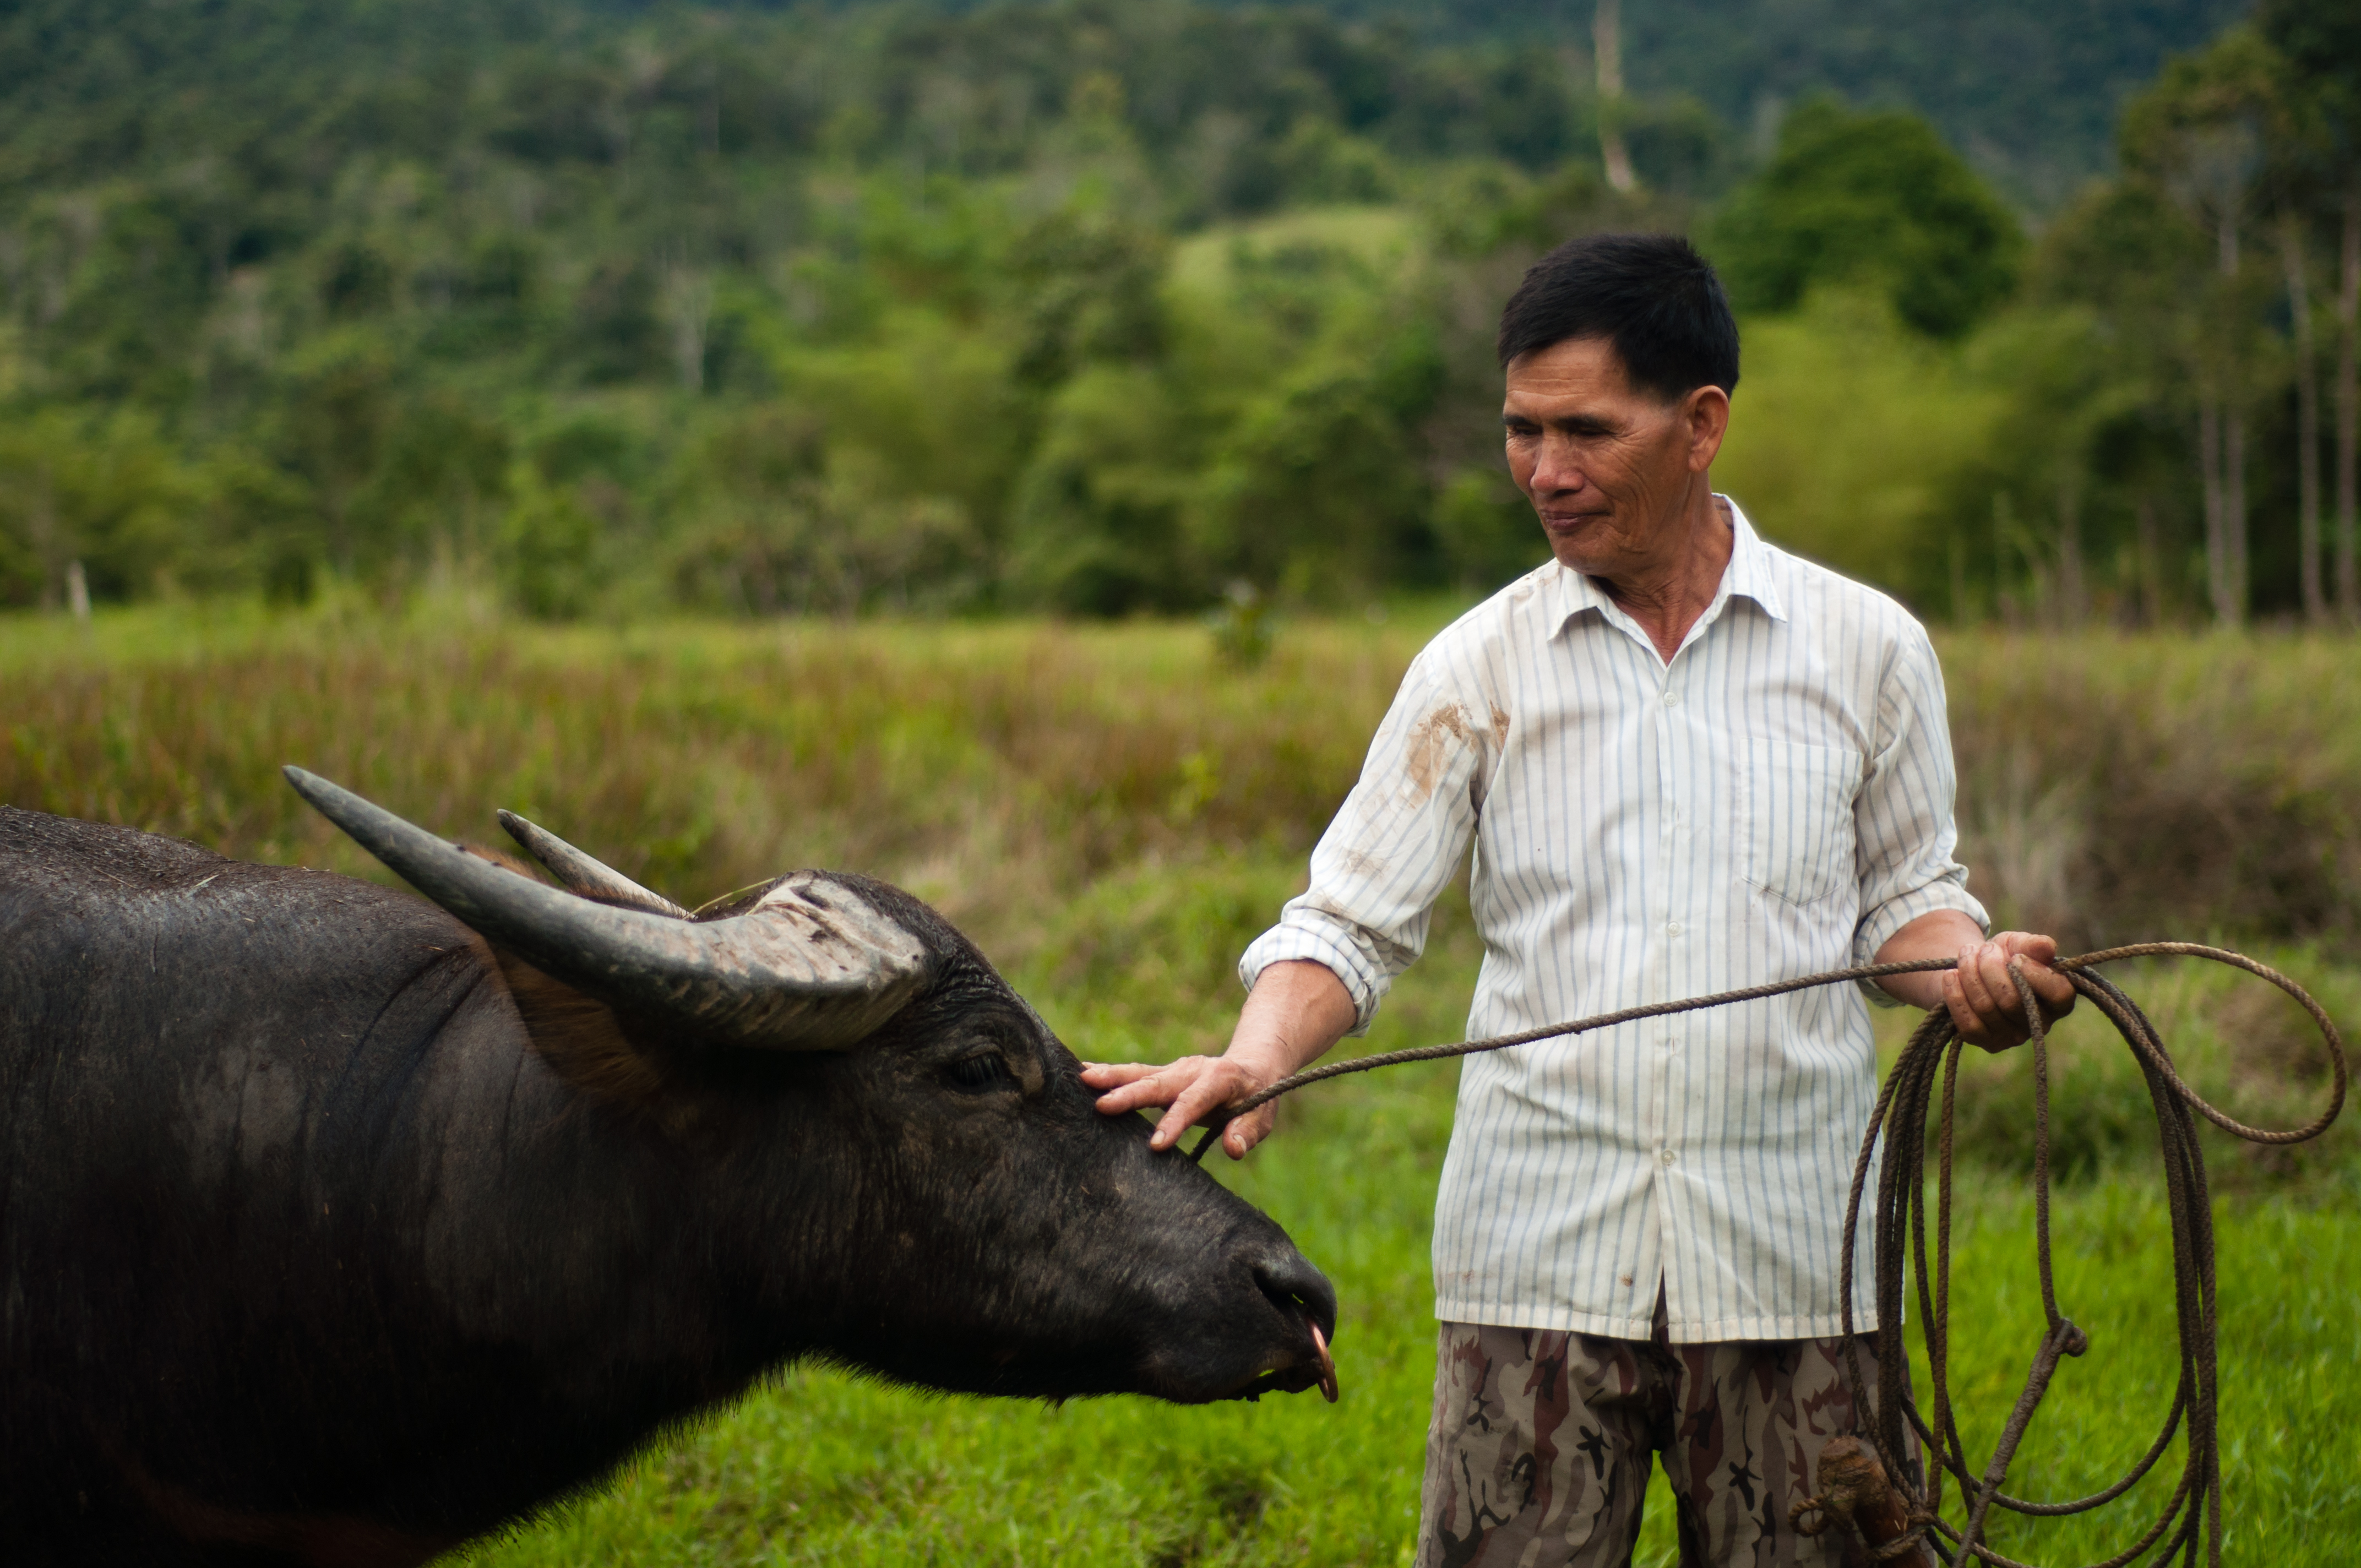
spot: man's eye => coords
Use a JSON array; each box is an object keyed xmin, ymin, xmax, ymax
[{"xmin": 944, "ymin": 1053, "xmax": 1016, "ymax": 1091}]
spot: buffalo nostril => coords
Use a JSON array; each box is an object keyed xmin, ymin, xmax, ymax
[{"xmin": 1251, "ymin": 1249, "xmax": 1337, "ymax": 1343}]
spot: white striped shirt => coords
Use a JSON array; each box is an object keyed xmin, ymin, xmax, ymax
[{"xmin": 1241, "ymin": 500, "xmax": 1985, "ymax": 1342}]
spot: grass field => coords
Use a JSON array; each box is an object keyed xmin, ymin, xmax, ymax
[{"xmin": 6, "ymin": 603, "xmax": 2357, "ymax": 1564}]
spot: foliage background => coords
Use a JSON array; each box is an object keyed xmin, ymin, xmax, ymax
[{"xmin": 4, "ymin": 0, "xmax": 2353, "ymax": 631}]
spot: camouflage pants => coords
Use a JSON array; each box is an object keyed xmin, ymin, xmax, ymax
[{"xmin": 1416, "ymin": 1298, "xmax": 1906, "ymax": 1568}]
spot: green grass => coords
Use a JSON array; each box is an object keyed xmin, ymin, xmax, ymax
[
  {"xmin": 440, "ymin": 947, "xmax": 2358, "ymax": 1567},
  {"xmin": 5, "ymin": 604, "xmax": 2357, "ymax": 1564},
  {"xmin": 443, "ymin": 1185, "xmax": 2361, "ymax": 1567}
]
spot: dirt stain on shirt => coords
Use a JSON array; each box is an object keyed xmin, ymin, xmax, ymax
[{"xmin": 1406, "ymin": 704, "xmax": 1475, "ymax": 805}]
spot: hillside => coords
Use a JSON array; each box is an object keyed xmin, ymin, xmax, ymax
[
  {"xmin": 1260, "ymin": 0, "xmax": 2252, "ymax": 205},
  {"xmin": 0, "ymin": 0, "xmax": 1680, "ymax": 615},
  {"xmin": 2, "ymin": 0, "xmax": 2249, "ymax": 208},
  {"xmin": 2, "ymin": 0, "xmax": 2343, "ymax": 631}
]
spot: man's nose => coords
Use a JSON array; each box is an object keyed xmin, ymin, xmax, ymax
[{"xmin": 1528, "ymin": 438, "xmax": 1589, "ymax": 496}]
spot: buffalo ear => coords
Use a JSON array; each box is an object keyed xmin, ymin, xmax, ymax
[
  {"xmin": 457, "ymin": 841, "xmax": 544, "ymax": 881},
  {"xmin": 492, "ymin": 949, "xmax": 672, "ymax": 1112}
]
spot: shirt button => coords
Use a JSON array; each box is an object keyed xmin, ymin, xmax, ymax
[
  {"xmin": 1665, "ymin": 921, "xmax": 1683, "ymax": 936},
  {"xmin": 1662, "ymin": 690, "xmax": 1679, "ymax": 707},
  {"xmin": 1659, "ymin": 1147, "xmax": 1678, "ymax": 1166}
]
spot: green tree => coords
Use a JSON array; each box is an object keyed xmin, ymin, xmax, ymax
[
  {"xmin": 2026, "ymin": 178, "xmax": 2220, "ymax": 624},
  {"xmin": 355, "ymin": 391, "xmax": 514, "ymax": 568},
  {"xmin": 2260, "ymin": 0, "xmax": 2361, "ymax": 619},
  {"xmin": 2120, "ymin": 29, "xmax": 2286, "ymax": 625},
  {"xmin": 1710, "ymin": 292, "xmax": 2001, "ymax": 606},
  {"xmin": 1708, "ymin": 98, "xmax": 2024, "ymax": 340},
  {"xmin": 1008, "ymin": 365, "xmax": 1202, "ymax": 614},
  {"xmin": 1195, "ymin": 344, "xmax": 1437, "ymax": 602},
  {"xmin": 666, "ymin": 404, "xmax": 980, "ymax": 618},
  {"xmin": 498, "ymin": 462, "xmax": 605, "ymax": 619},
  {"xmin": 270, "ymin": 338, "xmax": 396, "ymax": 578},
  {"xmin": 195, "ymin": 450, "xmax": 318, "ymax": 603},
  {"xmin": 0, "ymin": 409, "xmax": 197, "ymax": 606}
]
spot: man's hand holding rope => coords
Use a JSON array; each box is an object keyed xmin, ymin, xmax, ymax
[{"xmin": 1871, "ymin": 916, "xmax": 2077, "ymax": 1052}]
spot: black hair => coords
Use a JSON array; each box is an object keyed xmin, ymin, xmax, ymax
[{"xmin": 1494, "ymin": 232, "xmax": 1739, "ymax": 400}]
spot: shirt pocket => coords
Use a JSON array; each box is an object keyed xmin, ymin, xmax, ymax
[{"xmin": 1742, "ymin": 740, "xmax": 1863, "ymax": 907}]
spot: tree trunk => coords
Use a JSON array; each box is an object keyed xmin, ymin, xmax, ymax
[
  {"xmin": 2212, "ymin": 206, "xmax": 2246, "ymax": 627},
  {"xmin": 30, "ymin": 462, "xmax": 59, "ymax": 612},
  {"xmin": 2227, "ymin": 407, "xmax": 2249, "ymax": 623},
  {"xmin": 2136, "ymin": 495, "xmax": 2165, "ymax": 627},
  {"xmin": 2200, "ymin": 396, "xmax": 2230, "ymax": 624},
  {"xmin": 2337, "ymin": 180, "xmax": 2359, "ymax": 623},
  {"xmin": 665, "ymin": 262, "xmax": 712, "ymax": 393},
  {"xmin": 2283, "ymin": 204, "xmax": 2325, "ymax": 623},
  {"xmin": 1993, "ymin": 491, "xmax": 2021, "ymax": 628},
  {"xmin": 2055, "ymin": 478, "xmax": 2085, "ymax": 629},
  {"xmin": 701, "ymin": 58, "xmax": 721, "ymax": 159},
  {"xmin": 1592, "ymin": 0, "xmax": 1636, "ymax": 194}
]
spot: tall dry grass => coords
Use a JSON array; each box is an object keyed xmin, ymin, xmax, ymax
[
  {"xmin": 1940, "ymin": 632, "xmax": 2361, "ymax": 953},
  {"xmin": 15, "ymin": 614, "xmax": 2361, "ymax": 954},
  {"xmin": 0, "ymin": 611, "xmax": 1422, "ymax": 964},
  {"xmin": 4, "ymin": 609, "xmax": 2355, "ymax": 1196}
]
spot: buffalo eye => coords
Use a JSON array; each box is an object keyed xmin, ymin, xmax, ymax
[{"xmin": 943, "ymin": 1052, "xmax": 1016, "ymax": 1092}]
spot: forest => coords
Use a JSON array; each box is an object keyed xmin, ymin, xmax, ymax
[{"xmin": 1, "ymin": 0, "xmax": 2355, "ymax": 627}]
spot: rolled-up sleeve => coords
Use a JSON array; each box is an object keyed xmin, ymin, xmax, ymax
[
  {"xmin": 1851, "ymin": 623, "xmax": 1987, "ymax": 979},
  {"xmin": 1239, "ymin": 650, "xmax": 1492, "ymax": 1033}
]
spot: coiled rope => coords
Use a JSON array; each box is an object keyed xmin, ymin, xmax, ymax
[{"xmin": 1190, "ymin": 943, "xmax": 2348, "ymax": 1567}]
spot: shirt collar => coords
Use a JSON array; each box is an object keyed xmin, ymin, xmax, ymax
[
  {"xmin": 1543, "ymin": 494, "xmax": 1787, "ymax": 641},
  {"xmin": 1720, "ymin": 498, "xmax": 1787, "ymax": 622}
]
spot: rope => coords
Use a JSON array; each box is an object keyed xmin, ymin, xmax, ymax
[{"xmin": 1189, "ymin": 943, "xmax": 2348, "ymax": 1567}]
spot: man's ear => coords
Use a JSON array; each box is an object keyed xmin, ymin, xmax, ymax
[{"xmin": 1683, "ymin": 383, "xmax": 1731, "ymax": 472}]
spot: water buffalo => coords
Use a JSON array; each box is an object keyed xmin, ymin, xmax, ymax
[{"xmin": 0, "ymin": 769, "xmax": 1336, "ymax": 1566}]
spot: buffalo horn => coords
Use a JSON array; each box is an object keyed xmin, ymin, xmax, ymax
[
  {"xmin": 496, "ymin": 809, "xmax": 690, "ymax": 919},
  {"xmin": 284, "ymin": 767, "xmax": 929, "ymax": 1050}
]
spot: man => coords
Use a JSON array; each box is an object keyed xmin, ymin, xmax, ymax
[{"xmin": 1084, "ymin": 233, "xmax": 2075, "ymax": 1566}]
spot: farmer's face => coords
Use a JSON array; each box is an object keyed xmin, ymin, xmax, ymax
[{"xmin": 1502, "ymin": 336, "xmax": 1728, "ymax": 582}]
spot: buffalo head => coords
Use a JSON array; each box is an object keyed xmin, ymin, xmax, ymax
[{"xmin": 283, "ymin": 767, "xmax": 1337, "ymax": 1407}]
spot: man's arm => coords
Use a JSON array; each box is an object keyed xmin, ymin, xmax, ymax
[
  {"xmin": 1086, "ymin": 647, "xmax": 1497, "ymax": 1158},
  {"xmin": 1081, "ymin": 960, "xmax": 1359, "ymax": 1157},
  {"xmin": 1848, "ymin": 622, "xmax": 2072, "ymax": 1048},
  {"xmin": 1873, "ymin": 908, "xmax": 2074, "ymax": 1049}
]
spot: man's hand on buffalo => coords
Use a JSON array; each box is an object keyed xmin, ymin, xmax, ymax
[
  {"xmin": 1084, "ymin": 959, "xmax": 1359, "ymax": 1158},
  {"xmin": 1873, "ymin": 912, "xmax": 2076, "ymax": 1052}
]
